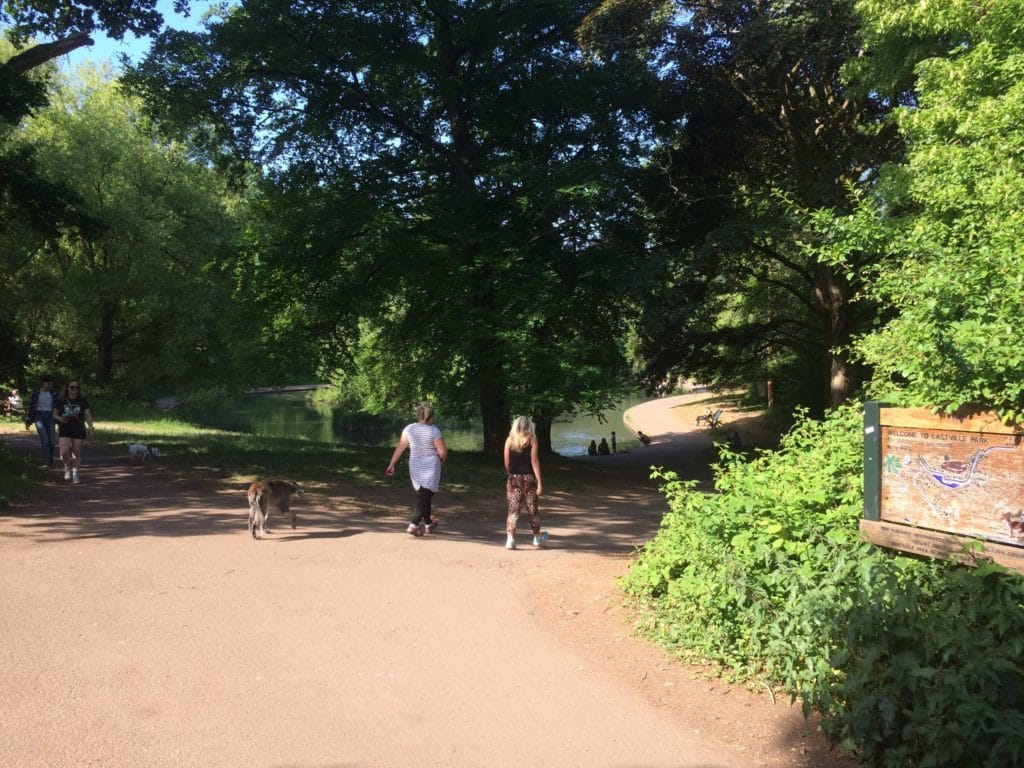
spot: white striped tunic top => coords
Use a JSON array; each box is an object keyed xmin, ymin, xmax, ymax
[{"xmin": 403, "ymin": 422, "xmax": 443, "ymax": 492}]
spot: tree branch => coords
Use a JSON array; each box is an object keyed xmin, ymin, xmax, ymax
[{"xmin": 5, "ymin": 33, "xmax": 95, "ymax": 75}]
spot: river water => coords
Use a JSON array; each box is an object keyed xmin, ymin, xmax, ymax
[{"xmin": 201, "ymin": 392, "xmax": 646, "ymax": 456}]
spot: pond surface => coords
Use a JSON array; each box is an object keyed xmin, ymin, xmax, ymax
[{"xmin": 199, "ymin": 392, "xmax": 647, "ymax": 456}]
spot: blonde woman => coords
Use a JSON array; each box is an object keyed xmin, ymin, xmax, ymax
[
  {"xmin": 503, "ymin": 415, "xmax": 548, "ymax": 550},
  {"xmin": 386, "ymin": 401, "xmax": 448, "ymax": 536}
]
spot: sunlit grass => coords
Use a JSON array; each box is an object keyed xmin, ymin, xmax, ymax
[
  {"xmin": 1, "ymin": 402, "xmax": 612, "ymax": 503},
  {"xmin": 85, "ymin": 402, "xmax": 507, "ymax": 490}
]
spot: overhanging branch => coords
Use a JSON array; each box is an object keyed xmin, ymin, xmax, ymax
[{"xmin": 4, "ymin": 32, "xmax": 95, "ymax": 75}]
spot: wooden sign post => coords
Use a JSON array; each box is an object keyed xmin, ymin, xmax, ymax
[{"xmin": 861, "ymin": 402, "xmax": 1024, "ymax": 573}]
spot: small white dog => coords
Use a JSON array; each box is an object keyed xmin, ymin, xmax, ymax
[{"xmin": 127, "ymin": 443, "xmax": 161, "ymax": 462}]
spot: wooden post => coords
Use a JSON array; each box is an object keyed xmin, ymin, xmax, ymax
[{"xmin": 862, "ymin": 401, "xmax": 887, "ymax": 522}]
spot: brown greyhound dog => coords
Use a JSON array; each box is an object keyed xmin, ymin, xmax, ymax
[{"xmin": 247, "ymin": 479, "xmax": 303, "ymax": 539}]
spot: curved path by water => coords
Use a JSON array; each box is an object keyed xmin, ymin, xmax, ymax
[{"xmin": 569, "ymin": 391, "xmax": 734, "ymax": 487}]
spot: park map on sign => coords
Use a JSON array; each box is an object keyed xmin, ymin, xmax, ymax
[{"xmin": 882, "ymin": 427, "xmax": 1024, "ymax": 546}]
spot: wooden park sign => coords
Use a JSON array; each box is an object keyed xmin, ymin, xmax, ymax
[{"xmin": 862, "ymin": 402, "xmax": 1024, "ymax": 573}]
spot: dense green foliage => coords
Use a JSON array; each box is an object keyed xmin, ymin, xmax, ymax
[
  {"xmin": 581, "ymin": 0, "xmax": 903, "ymax": 410},
  {"xmin": 818, "ymin": 550, "xmax": 1024, "ymax": 766},
  {"xmin": 623, "ymin": 405, "xmax": 864, "ymax": 676},
  {"xmin": 852, "ymin": 0, "xmax": 1024, "ymax": 421},
  {"xmin": 2, "ymin": 66, "xmax": 247, "ymax": 397},
  {"xmin": 125, "ymin": 0, "xmax": 648, "ymax": 450},
  {"xmin": 626, "ymin": 407, "xmax": 1024, "ymax": 766}
]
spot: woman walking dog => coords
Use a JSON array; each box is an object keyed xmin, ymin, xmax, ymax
[{"xmin": 385, "ymin": 401, "xmax": 448, "ymax": 536}]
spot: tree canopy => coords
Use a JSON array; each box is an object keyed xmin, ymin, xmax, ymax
[
  {"xmin": 126, "ymin": 0, "xmax": 649, "ymax": 449},
  {"xmin": 580, "ymin": 0, "xmax": 906, "ymax": 411},
  {"xmin": 2, "ymin": 63, "xmax": 244, "ymax": 394},
  {"xmin": 850, "ymin": 0, "xmax": 1024, "ymax": 421},
  {"xmin": 3, "ymin": 0, "xmax": 1022, "ymax": 444}
]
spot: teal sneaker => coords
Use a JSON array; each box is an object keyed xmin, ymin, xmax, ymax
[{"xmin": 532, "ymin": 531, "xmax": 549, "ymax": 548}]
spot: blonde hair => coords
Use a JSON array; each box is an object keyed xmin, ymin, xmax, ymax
[
  {"xmin": 508, "ymin": 415, "xmax": 536, "ymax": 451},
  {"xmin": 415, "ymin": 401, "xmax": 435, "ymax": 423}
]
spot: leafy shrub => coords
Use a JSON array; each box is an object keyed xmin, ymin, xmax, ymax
[
  {"xmin": 622, "ymin": 404, "xmax": 865, "ymax": 678},
  {"xmin": 814, "ymin": 556, "xmax": 1024, "ymax": 767},
  {"xmin": 0, "ymin": 441, "xmax": 37, "ymax": 508},
  {"xmin": 624, "ymin": 404, "xmax": 1024, "ymax": 766}
]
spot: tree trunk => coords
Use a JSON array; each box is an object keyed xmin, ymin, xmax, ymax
[
  {"xmin": 434, "ymin": 14, "xmax": 515, "ymax": 452},
  {"xmin": 534, "ymin": 415, "xmax": 553, "ymax": 455},
  {"xmin": 815, "ymin": 263, "xmax": 857, "ymax": 408},
  {"xmin": 829, "ymin": 353, "xmax": 851, "ymax": 409},
  {"xmin": 97, "ymin": 302, "xmax": 117, "ymax": 383},
  {"xmin": 479, "ymin": 377, "xmax": 509, "ymax": 454}
]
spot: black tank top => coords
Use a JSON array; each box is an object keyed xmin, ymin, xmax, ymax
[{"xmin": 508, "ymin": 443, "xmax": 534, "ymax": 475}]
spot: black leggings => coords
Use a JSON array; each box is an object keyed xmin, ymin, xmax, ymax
[{"xmin": 410, "ymin": 487, "xmax": 434, "ymax": 526}]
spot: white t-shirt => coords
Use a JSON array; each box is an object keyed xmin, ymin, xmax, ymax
[
  {"xmin": 403, "ymin": 422, "xmax": 443, "ymax": 492},
  {"xmin": 36, "ymin": 391, "xmax": 53, "ymax": 413}
]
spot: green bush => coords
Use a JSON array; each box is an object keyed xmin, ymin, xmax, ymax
[
  {"xmin": 624, "ymin": 404, "xmax": 1024, "ymax": 765},
  {"xmin": 0, "ymin": 440, "xmax": 37, "ymax": 508},
  {"xmin": 623, "ymin": 404, "xmax": 865, "ymax": 677},
  {"xmin": 815, "ymin": 556, "xmax": 1024, "ymax": 767}
]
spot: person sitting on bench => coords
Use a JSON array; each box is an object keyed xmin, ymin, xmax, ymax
[
  {"xmin": 697, "ymin": 408, "xmax": 723, "ymax": 430},
  {"xmin": 5, "ymin": 388, "xmax": 24, "ymax": 417}
]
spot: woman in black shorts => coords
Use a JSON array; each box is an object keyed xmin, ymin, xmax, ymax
[{"xmin": 54, "ymin": 378, "xmax": 95, "ymax": 484}]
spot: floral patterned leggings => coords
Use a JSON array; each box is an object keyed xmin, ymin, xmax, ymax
[{"xmin": 506, "ymin": 473, "xmax": 540, "ymax": 535}]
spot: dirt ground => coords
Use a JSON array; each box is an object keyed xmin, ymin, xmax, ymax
[{"xmin": 0, "ymin": 394, "xmax": 857, "ymax": 768}]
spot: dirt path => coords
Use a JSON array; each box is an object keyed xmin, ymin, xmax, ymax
[{"xmin": 0, "ymin": 395, "xmax": 854, "ymax": 768}]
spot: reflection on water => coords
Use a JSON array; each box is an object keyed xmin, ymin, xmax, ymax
[{"xmin": 199, "ymin": 393, "xmax": 646, "ymax": 456}]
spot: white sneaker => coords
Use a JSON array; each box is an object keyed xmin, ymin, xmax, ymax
[
  {"xmin": 72, "ymin": 469, "xmax": 80, "ymax": 484},
  {"xmin": 505, "ymin": 535, "xmax": 516, "ymax": 550},
  {"xmin": 533, "ymin": 531, "xmax": 550, "ymax": 548},
  {"xmin": 63, "ymin": 467, "xmax": 71, "ymax": 481}
]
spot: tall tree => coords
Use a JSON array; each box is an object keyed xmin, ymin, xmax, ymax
[
  {"xmin": 12, "ymin": 65, "xmax": 241, "ymax": 391},
  {"xmin": 1, "ymin": 3, "xmax": 193, "ymax": 386},
  {"xmin": 580, "ymin": 0, "xmax": 904, "ymax": 410},
  {"xmin": 851, "ymin": 0, "xmax": 1024, "ymax": 421},
  {"xmin": 128, "ymin": 0, "xmax": 647, "ymax": 450}
]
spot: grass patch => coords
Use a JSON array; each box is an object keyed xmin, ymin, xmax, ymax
[
  {"xmin": 3, "ymin": 401, "xmax": 643, "ymax": 502},
  {"xmin": 91, "ymin": 401, "xmax": 515, "ymax": 491},
  {"xmin": 0, "ymin": 439, "xmax": 41, "ymax": 508}
]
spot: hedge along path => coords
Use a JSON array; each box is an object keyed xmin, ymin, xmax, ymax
[{"xmin": 0, "ymin": 399, "xmax": 852, "ymax": 768}]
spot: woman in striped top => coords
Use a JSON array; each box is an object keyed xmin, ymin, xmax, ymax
[{"xmin": 385, "ymin": 401, "xmax": 449, "ymax": 536}]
